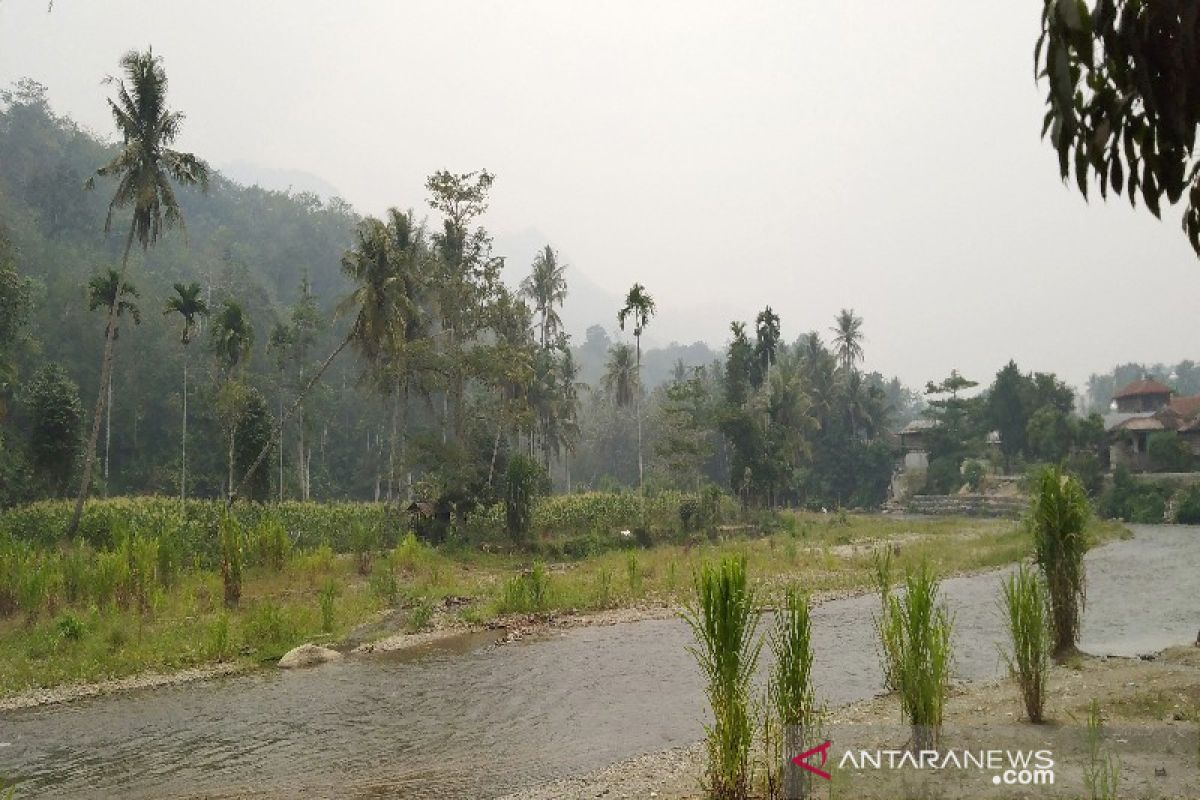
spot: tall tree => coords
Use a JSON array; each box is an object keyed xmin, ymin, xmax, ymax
[
  {"xmin": 618, "ymin": 283, "xmax": 656, "ymax": 488},
  {"xmin": 830, "ymin": 308, "xmax": 864, "ymax": 374},
  {"xmin": 163, "ymin": 282, "xmax": 208, "ymax": 501},
  {"xmin": 1036, "ymin": 0, "xmax": 1200, "ymax": 256},
  {"xmin": 87, "ymin": 269, "xmax": 141, "ymax": 495},
  {"xmin": 70, "ymin": 49, "xmax": 208, "ymax": 535},
  {"xmin": 754, "ymin": 306, "xmax": 781, "ymax": 389},
  {"xmin": 987, "ymin": 360, "xmax": 1029, "ymax": 472},
  {"xmin": 520, "ymin": 245, "xmax": 567, "ymax": 349},
  {"xmin": 426, "ymin": 169, "xmax": 500, "ymax": 446}
]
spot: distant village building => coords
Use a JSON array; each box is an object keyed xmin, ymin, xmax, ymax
[{"xmin": 1105, "ymin": 378, "xmax": 1200, "ymax": 471}]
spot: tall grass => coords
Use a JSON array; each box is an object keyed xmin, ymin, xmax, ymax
[
  {"xmin": 884, "ymin": 561, "xmax": 953, "ymax": 750},
  {"xmin": 871, "ymin": 547, "xmax": 901, "ymax": 693},
  {"xmin": 1030, "ymin": 467, "xmax": 1089, "ymax": 658},
  {"xmin": 684, "ymin": 555, "xmax": 761, "ymax": 800},
  {"xmin": 770, "ymin": 585, "xmax": 817, "ymax": 800},
  {"xmin": 1083, "ymin": 699, "xmax": 1120, "ymax": 800},
  {"xmin": 319, "ymin": 578, "xmax": 337, "ymax": 633},
  {"xmin": 1000, "ymin": 564, "xmax": 1051, "ymax": 723}
]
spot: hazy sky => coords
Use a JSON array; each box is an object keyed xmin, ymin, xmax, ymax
[{"xmin": 2, "ymin": 0, "xmax": 1198, "ymax": 391}]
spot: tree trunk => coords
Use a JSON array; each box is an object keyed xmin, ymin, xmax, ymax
[
  {"xmin": 229, "ymin": 334, "xmax": 352, "ymax": 507},
  {"xmin": 635, "ymin": 334, "xmax": 644, "ymax": 489},
  {"xmin": 278, "ymin": 387, "xmax": 285, "ymax": 502},
  {"xmin": 399, "ymin": 375, "xmax": 410, "ymax": 503},
  {"xmin": 68, "ymin": 225, "xmax": 136, "ymax": 537},
  {"xmin": 181, "ymin": 351, "xmax": 188, "ymax": 502},
  {"xmin": 104, "ymin": 370, "xmax": 112, "ymax": 496}
]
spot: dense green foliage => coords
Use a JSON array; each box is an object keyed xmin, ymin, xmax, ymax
[
  {"xmin": 24, "ymin": 363, "xmax": 81, "ymax": 497},
  {"xmin": 1147, "ymin": 431, "xmax": 1193, "ymax": 473}
]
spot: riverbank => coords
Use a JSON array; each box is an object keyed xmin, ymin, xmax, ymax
[
  {"xmin": 500, "ymin": 646, "xmax": 1200, "ymax": 800},
  {"xmin": 0, "ymin": 514, "xmax": 1128, "ymax": 710}
]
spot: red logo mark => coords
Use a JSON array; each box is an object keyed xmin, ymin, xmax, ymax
[{"xmin": 791, "ymin": 739, "xmax": 833, "ymax": 780}]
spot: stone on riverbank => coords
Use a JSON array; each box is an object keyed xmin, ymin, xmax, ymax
[{"xmin": 278, "ymin": 644, "xmax": 343, "ymax": 669}]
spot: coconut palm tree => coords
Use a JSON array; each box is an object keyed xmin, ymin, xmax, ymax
[
  {"xmin": 163, "ymin": 282, "xmax": 208, "ymax": 501},
  {"xmin": 210, "ymin": 301, "xmax": 253, "ymax": 498},
  {"xmin": 520, "ymin": 246, "xmax": 567, "ymax": 349},
  {"xmin": 617, "ymin": 283, "xmax": 655, "ymax": 488},
  {"xmin": 87, "ymin": 270, "xmax": 140, "ymax": 495},
  {"xmin": 69, "ymin": 49, "xmax": 208, "ymax": 535},
  {"xmin": 602, "ymin": 343, "xmax": 638, "ymax": 410},
  {"xmin": 830, "ymin": 308, "xmax": 865, "ymax": 374},
  {"xmin": 228, "ymin": 214, "xmax": 417, "ymax": 506}
]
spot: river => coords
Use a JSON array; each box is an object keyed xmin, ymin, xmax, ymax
[{"xmin": 1, "ymin": 524, "xmax": 1195, "ymax": 799}]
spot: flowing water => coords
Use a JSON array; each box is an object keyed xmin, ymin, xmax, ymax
[{"xmin": 1, "ymin": 524, "xmax": 1196, "ymax": 799}]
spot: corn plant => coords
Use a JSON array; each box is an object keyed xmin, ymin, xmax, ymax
[
  {"xmin": 1030, "ymin": 467, "xmax": 1089, "ymax": 659},
  {"xmin": 885, "ymin": 561, "xmax": 953, "ymax": 751},
  {"xmin": 1000, "ymin": 564, "xmax": 1051, "ymax": 723},
  {"xmin": 771, "ymin": 585, "xmax": 817, "ymax": 800},
  {"xmin": 683, "ymin": 555, "xmax": 761, "ymax": 800}
]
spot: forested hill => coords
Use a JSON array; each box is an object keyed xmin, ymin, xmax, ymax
[{"xmin": 0, "ymin": 81, "xmax": 368, "ymax": 503}]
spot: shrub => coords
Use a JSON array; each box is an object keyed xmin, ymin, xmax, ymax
[
  {"xmin": 683, "ymin": 555, "xmax": 760, "ymax": 800},
  {"xmin": 251, "ymin": 517, "xmax": 291, "ymax": 571},
  {"xmin": 1175, "ymin": 485, "xmax": 1200, "ymax": 524},
  {"xmin": 498, "ymin": 562, "xmax": 551, "ymax": 614},
  {"xmin": 369, "ymin": 570, "xmax": 400, "ymax": 605},
  {"xmin": 1148, "ymin": 431, "xmax": 1193, "ymax": 472},
  {"xmin": 1030, "ymin": 466, "xmax": 1089, "ymax": 658},
  {"xmin": 408, "ymin": 596, "xmax": 434, "ymax": 632},
  {"xmin": 1001, "ymin": 564, "xmax": 1051, "ymax": 723},
  {"xmin": 244, "ymin": 601, "xmax": 295, "ymax": 656},
  {"xmin": 350, "ymin": 520, "xmax": 381, "ymax": 575},
  {"xmin": 55, "ymin": 611, "xmax": 85, "ymax": 642},
  {"xmin": 884, "ymin": 561, "xmax": 953, "ymax": 750},
  {"xmin": 963, "ymin": 460, "xmax": 986, "ymax": 492},
  {"xmin": 504, "ymin": 455, "xmax": 547, "ymax": 542}
]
